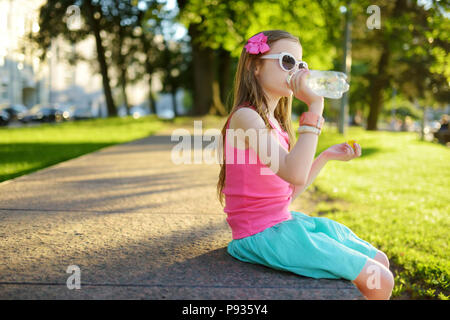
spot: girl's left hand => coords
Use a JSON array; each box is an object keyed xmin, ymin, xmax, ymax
[{"xmin": 323, "ymin": 142, "xmax": 361, "ymax": 161}]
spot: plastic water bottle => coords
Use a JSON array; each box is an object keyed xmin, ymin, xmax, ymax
[{"xmin": 287, "ymin": 70, "xmax": 350, "ymax": 99}]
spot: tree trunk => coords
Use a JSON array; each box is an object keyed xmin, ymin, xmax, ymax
[
  {"xmin": 366, "ymin": 0, "xmax": 404, "ymax": 131},
  {"xmin": 171, "ymin": 88, "xmax": 179, "ymax": 117},
  {"xmin": 120, "ymin": 66, "xmax": 129, "ymax": 115},
  {"xmin": 117, "ymin": 24, "xmax": 129, "ymax": 115},
  {"xmin": 85, "ymin": 0, "xmax": 116, "ymax": 117},
  {"xmin": 141, "ymin": 33, "xmax": 157, "ymax": 115},
  {"xmin": 419, "ymin": 101, "xmax": 426, "ymax": 141},
  {"xmin": 217, "ymin": 47, "xmax": 231, "ymax": 111},
  {"xmin": 209, "ymin": 80, "xmax": 227, "ymax": 116},
  {"xmin": 366, "ymin": 42, "xmax": 390, "ymax": 131},
  {"xmin": 148, "ymin": 76, "xmax": 157, "ymax": 115},
  {"xmin": 189, "ymin": 23, "xmax": 214, "ymax": 116}
]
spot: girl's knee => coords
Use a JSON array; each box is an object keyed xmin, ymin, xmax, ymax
[
  {"xmin": 379, "ymin": 267, "xmax": 395, "ymax": 292},
  {"xmin": 353, "ymin": 258, "xmax": 394, "ymax": 300},
  {"xmin": 373, "ymin": 250, "xmax": 390, "ymax": 269}
]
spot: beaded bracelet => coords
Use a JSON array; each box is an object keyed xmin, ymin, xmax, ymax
[{"xmin": 298, "ymin": 125, "xmax": 321, "ymax": 136}]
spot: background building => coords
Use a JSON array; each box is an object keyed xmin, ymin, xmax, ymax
[
  {"xmin": 0, "ymin": 0, "xmax": 46, "ymax": 107},
  {"xmin": 0, "ymin": 0, "xmax": 171, "ymax": 118}
]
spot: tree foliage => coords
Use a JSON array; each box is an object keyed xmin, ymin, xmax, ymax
[{"xmin": 32, "ymin": 0, "xmax": 449, "ymax": 126}]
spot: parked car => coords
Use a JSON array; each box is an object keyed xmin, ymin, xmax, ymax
[
  {"xmin": 73, "ymin": 108, "xmax": 94, "ymax": 120},
  {"xmin": 0, "ymin": 109, "xmax": 10, "ymax": 126},
  {"xmin": 0, "ymin": 103, "xmax": 28, "ymax": 122},
  {"xmin": 21, "ymin": 104, "xmax": 64, "ymax": 123},
  {"xmin": 55, "ymin": 103, "xmax": 76, "ymax": 121}
]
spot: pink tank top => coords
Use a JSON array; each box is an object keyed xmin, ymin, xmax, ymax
[{"xmin": 223, "ymin": 104, "xmax": 294, "ymax": 239}]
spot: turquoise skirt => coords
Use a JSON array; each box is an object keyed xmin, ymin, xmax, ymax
[{"xmin": 227, "ymin": 210, "xmax": 378, "ymax": 281}]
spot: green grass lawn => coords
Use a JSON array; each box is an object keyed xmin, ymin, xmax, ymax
[
  {"xmin": 1, "ymin": 115, "xmax": 448, "ymax": 299},
  {"xmin": 0, "ymin": 115, "xmax": 166, "ymax": 182},
  {"xmin": 307, "ymin": 123, "xmax": 450, "ymax": 300}
]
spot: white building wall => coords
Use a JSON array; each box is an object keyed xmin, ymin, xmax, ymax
[{"xmin": 0, "ymin": 0, "xmax": 177, "ymax": 117}]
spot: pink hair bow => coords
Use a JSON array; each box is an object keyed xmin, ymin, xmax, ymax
[{"xmin": 244, "ymin": 32, "xmax": 270, "ymax": 54}]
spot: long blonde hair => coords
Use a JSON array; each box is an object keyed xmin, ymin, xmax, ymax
[{"xmin": 217, "ymin": 30, "xmax": 299, "ymax": 207}]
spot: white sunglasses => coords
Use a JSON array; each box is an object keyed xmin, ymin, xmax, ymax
[{"xmin": 260, "ymin": 52, "xmax": 308, "ymax": 72}]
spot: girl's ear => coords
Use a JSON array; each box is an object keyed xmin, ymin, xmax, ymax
[
  {"xmin": 253, "ymin": 60, "xmax": 261, "ymax": 77},
  {"xmin": 254, "ymin": 66, "xmax": 260, "ymax": 77},
  {"xmin": 246, "ymin": 59, "xmax": 261, "ymax": 77}
]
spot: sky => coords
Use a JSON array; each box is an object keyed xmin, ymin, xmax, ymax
[{"xmin": 161, "ymin": 0, "xmax": 188, "ymax": 41}]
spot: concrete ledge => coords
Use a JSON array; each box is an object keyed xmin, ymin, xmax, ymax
[{"xmin": 0, "ymin": 133, "xmax": 363, "ymax": 300}]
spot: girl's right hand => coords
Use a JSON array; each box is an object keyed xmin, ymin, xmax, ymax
[
  {"xmin": 288, "ymin": 69, "xmax": 324, "ymax": 110},
  {"xmin": 322, "ymin": 142, "xmax": 361, "ymax": 161}
]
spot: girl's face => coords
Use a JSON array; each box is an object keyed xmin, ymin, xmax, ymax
[{"xmin": 254, "ymin": 39, "xmax": 303, "ymax": 100}]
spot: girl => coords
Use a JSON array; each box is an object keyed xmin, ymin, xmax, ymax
[{"xmin": 216, "ymin": 30, "xmax": 394, "ymax": 300}]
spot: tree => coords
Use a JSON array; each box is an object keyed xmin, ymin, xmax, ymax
[
  {"xmin": 176, "ymin": 0, "xmax": 337, "ymax": 116},
  {"xmin": 349, "ymin": 0, "xmax": 449, "ymax": 130},
  {"xmin": 157, "ymin": 26, "xmax": 191, "ymax": 117},
  {"xmin": 105, "ymin": 0, "xmax": 138, "ymax": 114},
  {"xmin": 34, "ymin": 0, "xmax": 117, "ymax": 116},
  {"xmin": 134, "ymin": 0, "xmax": 168, "ymax": 115},
  {"xmin": 176, "ymin": 0, "xmax": 259, "ymax": 116}
]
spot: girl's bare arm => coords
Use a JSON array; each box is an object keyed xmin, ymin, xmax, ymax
[
  {"xmin": 290, "ymin": 152, "xmax": 329, "ymax": 201},
  {"xmin": 231, "ymin": 100, "xmax": 323, "ymax": 186}
]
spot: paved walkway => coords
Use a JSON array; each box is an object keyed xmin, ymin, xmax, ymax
[{"xmin": 0, "ymin": 127, "xmax": 363, "ymax": 299}]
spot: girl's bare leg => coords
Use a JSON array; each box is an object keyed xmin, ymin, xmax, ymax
[{"xmin": 352, "ymin": 258, "xmax": 394, "ymax": 300}]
